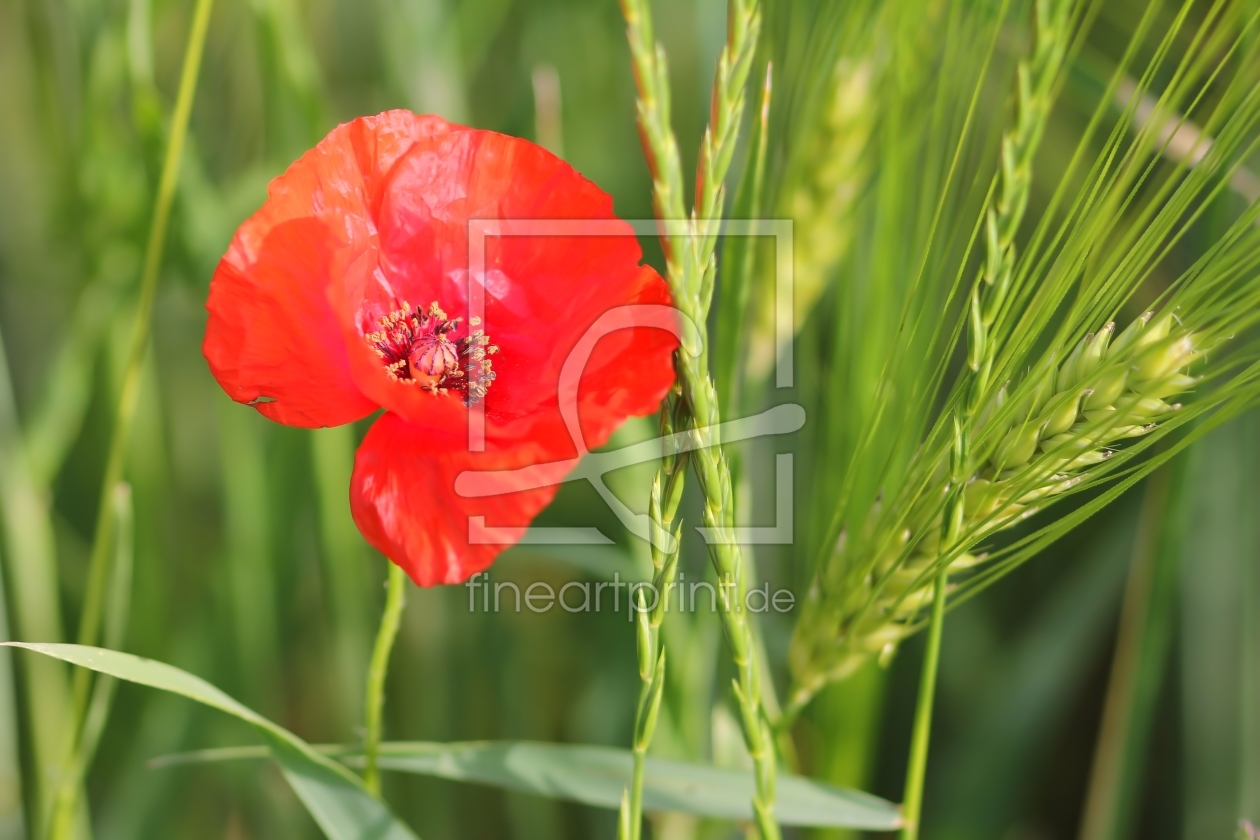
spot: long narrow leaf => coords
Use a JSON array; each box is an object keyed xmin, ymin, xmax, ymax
[
  {"xmin": 152, "ymin": 739, "xmax": 903, "ymax": 830},
  {"xmin": 2, "ymin": 643, "xmax": 418, "ymax": 840}
]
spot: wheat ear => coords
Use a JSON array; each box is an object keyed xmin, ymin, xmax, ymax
[
  {"xmin": 618, "ymin": 0, "xmax": 779, "ymax": 837},
  {"xmin": 788, "ymin": 0, "xmax": 1077, "ymax": 722},
  {"xmin": 790, "ymin": 310, "xmax": 1199, "ymax": 706}
]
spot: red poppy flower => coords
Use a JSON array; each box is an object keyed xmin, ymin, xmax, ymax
[{"xmin": 204, "ymin": 110, "xmax": 677, "ymax": 585}]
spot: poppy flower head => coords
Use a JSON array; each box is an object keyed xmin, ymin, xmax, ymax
[
  {"xmin": 204, "ymin": 110, "xmax": 678, "ymax": 586},
  {"xmin": 363, "ymin": 300, "xmax": 497, "ymax": 403}
]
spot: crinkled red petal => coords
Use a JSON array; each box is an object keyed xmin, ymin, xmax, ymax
[
  {"xmin": 333, "ymin": 128, "xmax": 678, "ymax": 443},
  {"xmin": 204, "ymin": 111, "xmax": 458, "ymax": 427},
  {"xmin": 350, "ymin": 412, "xmax": 570, "ymax": 586}
]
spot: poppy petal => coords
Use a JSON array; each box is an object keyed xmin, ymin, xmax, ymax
[
  {"xmin": 204, "ymin": 111, "xmax": 459, "ymax": 428},
  {"xmin": 205, "ymin": 218, "xmax": 378, "ymax": 427},
  {"xmin": 350, "ymin": 412, "xmax": 568, "ymax": 586},
  {"xmin": 328, "ymin": 127, "xmax": 678, "ymax": 442}
]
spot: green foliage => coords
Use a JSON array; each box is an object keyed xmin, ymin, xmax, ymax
[
  {"xmin": 153, "ymin": 739, "xmax": 903, "ymax": 830},
  {"xmin": 5, "ymin": 643, "xmax": 418, "ymax": 840},
  {"xmin": 2, "ymin": 0, "xmax": 1258, "ymax": 837}
]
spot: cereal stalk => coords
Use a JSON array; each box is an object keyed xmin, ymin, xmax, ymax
[
  {"xmin": 619, "ymin": 0, "xmax": 780, "ymax": 835},
  {"xmin": 789, "ymin": 0, "xmax": 1077, "ymax": 724},
  {"xmin": 619, "ymin": 396, "xmax": 686, "ymax": 840}
]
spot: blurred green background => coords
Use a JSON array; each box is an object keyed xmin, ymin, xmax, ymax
[{"xmin": 0, "ymin": 0, "xmax": 1256, "ymax": 838}]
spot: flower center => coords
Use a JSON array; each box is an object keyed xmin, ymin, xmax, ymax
[{"xmin": 364, "ymin": 301, "xmax": 497, "ymax": 403}]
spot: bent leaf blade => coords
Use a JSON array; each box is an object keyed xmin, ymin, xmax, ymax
[{"xmin": 2, "ymin": 643, "xmax": 418, "ymax": 840}]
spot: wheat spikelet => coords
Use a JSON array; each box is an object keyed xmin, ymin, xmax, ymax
[{"xmin": 788, "ymin": 309, "xmax": 1202, "ymax": 706}]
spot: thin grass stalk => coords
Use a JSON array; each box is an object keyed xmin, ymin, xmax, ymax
[
  {"xmin": 363, "ymin": 562, "xmax": 407, "ymax": 798},
  {"xmin": 899, "ymin": 568, "xmax": 947, "ymax": 840},
  {"xmin": 1078, "ymin": 464, "xmax": 1179, "ymax": 840},
  {"xmin": 46, "ymin": 484, "xmax": 134, "ymax": 840},
  {"xmin": 0, "ymin": 512, "xmax": 24, "ymax": 839},
  {"xmin": 619, "ymin": 396, "xmax": 687, "ymax": 840},
  {"xmin": 49, "ymin": 1, "xmax": 214, "ymax": 836},
  {"xmin": 77, "ymin": 484, "xmax": 135, "ymax": 774},
  {"xmin": 618, "ymin": 0, "xmax": 781, "ymax": 835},
  {"xmin": 0, "ymin": 309, "xmax": 71, "ymax": 837}
]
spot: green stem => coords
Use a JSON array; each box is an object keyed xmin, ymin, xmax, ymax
[
  {"xmin": 49, "ymin": 1, "xmax": 214, "ymax": 836},
  {"xmin": 363, "ymin": 562, "xmax": 407, "ymax": 797},
  {"xmin": 618, "ymin": 0, "xmax": 777, "ymax": 833},
  {"xmin": 899, "ymin": 568, "xmax": 947, "ymax": 840},
  {"xmin": 620, "ymin": 396, "xmax": 686, "ymax": 840}
]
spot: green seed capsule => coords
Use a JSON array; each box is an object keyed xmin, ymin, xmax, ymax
[
  {"xmin": 1076, "ymin": 323, "xmax": 1113, "ymax": 382},
  {"xmin": 1108, "ymin": 311, "xmax": 1153, "ymax": 359},
  {"xmin": 1019, "ymin": 475, "xmax": 1080, "ymax": 503},
  {"xmin": 1029, "ymin": 355, "xmax": 1058, "ymax": 413},
  {"xmin": 977, "ymin": 385, "xmax": 1009, "ymax": 433},
  {"xmin": 916, "ymin": 527, "xmax": 941, "ymax": 557},
  {"xmin": 992, "ymin": 502, "xmax": 1028, "ymax": 528},
  {"xmin": 1116, "ymin": 423, "xmax": 1156, "ymax": 439},
  {"xmin": 895, "ymin": 586, "xmax": 938, "ymax": 614},
  {"xmin": 1132, "ymin": 312, "xmax": 1173, "ymax": 353},
  {"xmin": 1124, "ymin": 396, "xmax": 1178, "ymax": 421},
  {"xmin": 1083, "ymin": 407, "xmax": 1123, "ymax": 433},
  {"xmin": 1040, "ymin": 390, "xmax": 1084, "ymax": 437},
  {"xmin": 963, "ymin": 479, "xmax": 1001, "ymax": 518},
  {"xmin": 992, "ymin": 421, "xmax": 1042, "ymax": 469},
  {"xmin": 1133, "ymin": 372, "xmax": 1197, "ymax": 400},
  {"xmin": 1132, "ymin": 335, "xmax": 1198, "ymax": 383},
  {"xmin": 1056, "ymin": 336, "xmax": 1088, "ymax": 392},
  {"xmin": 1083, "ymin": 364, "xmax": 1129, "ymax": 410},
  {"xmin": 1071, "ymin": 449, "xmax": 1113, "ymax": 467},
  {"xmin": 888, "ymin": 565, "xmax": 924, "ymax": 590},
  {"xmin": 949, "ymin": 552, "xmax": 983, "ymax": 571},
  {"xmin": 1041, "ymin": 432, "xmax": 1093, "ymax": 456},
  {"xmin": 1008, "ymin": 357, "xmax": 1055, "ymax": 423}
]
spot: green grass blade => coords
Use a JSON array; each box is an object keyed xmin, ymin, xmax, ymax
[
  {"xmin": 151, "ymin": 739, "xmax": 903, "ymax": 830},
  {"xmin": 311, "ymin": 425, "xmax": 372, "ymax": 723},
  {"xmin": 0, "ymin": 306, "xmax": 73, "ymax": 833},
  {"xmin": 24, "ymin": 271, "xmax": 129, "ymax": 488},
  {"xmin": 46, "ymin": 483, "xmax": 138, "ymax": 840},
  {"xmin": 216, "ymin": 397, "xmax": 281, "ymax": 712},
  {"xmin": 1078, "ymin": 465, "xmax": 1182, "ymax": 840},
  {"xmin": 1179, "ymin": 410, "xmax": 1260, "ymax": 837},
  {"xmin": 4, "ymin": 643, "xmax": 419, "ymax": 840},
  {"xmin": 933, "ymin": 502, "xmax": 1134, "ymax": 837},
  {"xmin": 0, "ymin": 509, "xmax": 24, "ymax": 839},
  {"xmin": 78, "ymin": 484, "xmax": 136, "ymax": 777}
]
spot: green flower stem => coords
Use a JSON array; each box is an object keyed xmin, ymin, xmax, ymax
[
  {"xmin": 50, "ymin": 1, "xmax": 214, "ymax": 836},
  {"xmin": 898, "ymin": 568, "xmax": 947, "ymax": 840},
  {"xmin": 363, "ymin": 562, "xmax": 407, "ymax": 798}
]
